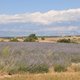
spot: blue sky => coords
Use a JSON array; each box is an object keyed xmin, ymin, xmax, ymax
[
  {"xmin": 0, "ymin": 0, "xmax": 80, "ymax": 36},
  {"xmin": 0, "ymin": 0, "xmax": 80, "ymax": 14}
]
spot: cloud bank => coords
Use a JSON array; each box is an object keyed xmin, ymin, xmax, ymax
[
  {"xmin": 0, "ymin": 8, "xmax": 80, "ymax": 25},
  {"xmin": 0, "ymin": 8, "xmax": 80, "ymax": 36}
]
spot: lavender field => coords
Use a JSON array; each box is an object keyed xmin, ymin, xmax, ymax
[{"xmin": 0, "ymin": 42, "xmax": 80, "ymax": 73}]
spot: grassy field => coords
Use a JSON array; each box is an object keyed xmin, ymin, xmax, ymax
[
  {"xmin": 0, "ymin": 42, "xmax": 80, "ymax": 80},
  {"xmin": 0, "ymin": 72, "xmax": 80, "ymax": 80}
]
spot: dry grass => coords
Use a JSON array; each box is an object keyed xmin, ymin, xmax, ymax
[
  {"xmin": 0, "ymin": 36, "xmax": 80, "ymax": 43},
  {"xmin": 0, "ymin": 63, "xmax": 80, "ymax": 80},
  {"xmin": 0, "ymin": 72, "xmax": 80, "ymax": 80},
  {"xmin": 38, "ymin": 36, "xmax": 80, "ymax": 43}
]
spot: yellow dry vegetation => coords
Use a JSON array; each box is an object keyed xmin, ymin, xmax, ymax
[
  {"xmin": 0, "ymin": 72, "xmax": 80, "ymax": 80},
  {"xmin": 0, "ymin": 36, "xmax": 80, "ymax": 43},
  {"xmin": 38, "ymin": 36, "xmax": 80, "ymax": 43}
]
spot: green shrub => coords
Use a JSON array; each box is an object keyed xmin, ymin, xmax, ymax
[
  {"xmin": 8, "ymin": 68, "xmax": 18, "ymax": 75},
  {"xmin": 57, "ymin": 38, "xmax": 71, "ymax": 43},
  {"xmin": 24, "ymin": 37, "xmax": 36, "ymax": 42},
  {"xmin": 2, "ymin": 46, "xmax": 10, "ymax": 57},
  {"xmin": 71, "ymin": 58, "xmax": 80, "ymax": 63},
  {"xmin": 24, "ymin": 34, "xmax": 38, "ymax": 42},
  {"xmin": 18, "ymin": 65, "xmax": 28, "ymax": 72},
  {"xmin": 27, "ymin": 64, "xmax": 49, "ymax": 73},
  {"xmin": 10, "ymin": 38, "xmax": 19, "ymax": 42},
  {"xmin": 8, "ymin": 64, "xmax": 49, "ymax": 74},
  {"xmin": 54, "ymin": 65, "xmax": 67, "ymax": 72},
  {"xmin": 8, "ymin": 65, "xmax": 28, "ymax": 75}
]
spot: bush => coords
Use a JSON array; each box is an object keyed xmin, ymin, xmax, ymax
[
  {"xmin": 2, "ymin": 46, "xmax": 10, "ymax": 57},
  {"xmin": 41, "ymin": 37, "xmax": 45, "ymax": 40},
  {"xmin": 8, "ymin": 64, "xmax": 49, "ymax": 74},
  {"xmin": 8, "ymin": 68, "xmax": 18, "ymax": 75},
  {"xmin": 24, "ymin": 37, "xmax": 36, "ymax": 42},
  {"xmin": 24, "ymin": 34, "xmax": 38, "ymax": 42},
  {"xmin": 54, "ymin": 65, "xmax": 67, "ymax": 72},
  {"xmin": 71, "ymin": 58, "xmax": 80, "ymax": 63},
  {"xmin": 27, "ymin": 64, "xmax": 49, "ymax": 73},
  {"xmin": 18, "ymin": 65, "xmax": 28, "ymax": 72},
  {"xmin": 8, "ymin": 65, "xmax": 28, "ymax": 75},
  {"xmin": 57, "ymin": 38, "xmax": 71, "ymax": 43},
  {"xmin": 10, "ymin": 38, "xmax": 19, "ymax": 42}
]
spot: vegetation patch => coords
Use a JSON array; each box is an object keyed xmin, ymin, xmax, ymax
[
  {"xmin": 57, "ymin": 38, "xmax": 71, "ymax": 43},
  {"xmin": 26, "ymin": 64, "xmax": 49, "ymax": 73},
  {"xmin": 54, "ymin": 65, "xmax": 67, "ymax": 72},
  {"xmin": 24, "ymin": 34, "xmax": 38, "ymax": 42},
  {"xmin": 10, "ymin": 38, "xmax": 19, "ymax": 42}
]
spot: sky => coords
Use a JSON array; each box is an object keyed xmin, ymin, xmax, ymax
[{"xmin": 0, "ymin": 0, "xmax": 80, "ymax": 37}]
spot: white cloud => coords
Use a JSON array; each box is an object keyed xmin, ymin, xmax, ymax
[
  {"xmin": 1, "ymin": 26, "xmax": 79, "ymax": 33},
  {"xmin": 0, "ymin": 8, "xmax": 80, "ymax": 24},
  {"xmin": 37, "ymin": 26, "xmax": 79, "ymax": 32}
]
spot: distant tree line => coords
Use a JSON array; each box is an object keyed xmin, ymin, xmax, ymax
[{"xmin": 9, "ymin": 34, "xmax": 46, "ymax": 42}]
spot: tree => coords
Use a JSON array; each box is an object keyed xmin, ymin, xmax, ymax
[{"xmin": 24, "ymin": 34, "xmax": 38, "ymax": 42}]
